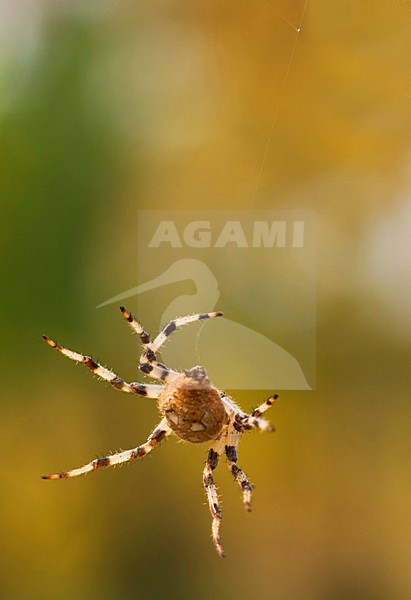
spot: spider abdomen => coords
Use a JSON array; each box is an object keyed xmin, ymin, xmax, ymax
[{"xmin": 157, "ymin": 367, "xmax": 227, "ymax": 443}]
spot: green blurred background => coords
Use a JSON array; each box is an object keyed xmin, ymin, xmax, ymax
[{"xmin": 1, "ymin": 1, "xmax": 411, "ymax": 599}]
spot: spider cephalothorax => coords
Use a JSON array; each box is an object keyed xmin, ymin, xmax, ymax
[{"xmin": 42, "ymin": 308, "xmax": 278, "ymax": 557}]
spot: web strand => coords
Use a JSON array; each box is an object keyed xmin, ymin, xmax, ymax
[
  {"xmin": 262, "ymin": 0, "xmax": 301, "ymax": 32},
  {"xmin": 252, "ymin": 0, "xmax": 309, "ymax": 203}
]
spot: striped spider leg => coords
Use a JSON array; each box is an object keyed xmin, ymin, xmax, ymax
[
  {"xmin": 119, "ymin": 307, "xmax": 223, "ymax": 382},
  {"xmin": 224, "ymin": 430, "xmax": 253, "ymax": 513},
  {"xmin": 219, "ymin": 395, "xmax": 254, "ymax": 512},
  {"xmin": 42, "ymin": 418, "xmax": 172, "ymax": 479},
  {"xmin": 42, "ymin": 335, "xmax": 163, "ymax": 398},
  {"xmin": 233, "ymin": 394, "xmax": 279, "ymax": 433},
  {"xmin": 203, "ymin": 438, "xmax": 226, "ymax": 557}
]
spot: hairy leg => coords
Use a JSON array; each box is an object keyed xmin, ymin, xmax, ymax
[
  {"xmin": 203, "ymin": 445, "xmax": 224, "ymax": 557},
  {"xmin": 42, "ymin": 419, "xmax": 171, "ymax": 480},
  {"xmin": 225, "ymin": 428, "xmax": 253, "ymax": 512},
  {"xmin": 120, "ymin": 307, "xmax": 222, "ymax": 382}
]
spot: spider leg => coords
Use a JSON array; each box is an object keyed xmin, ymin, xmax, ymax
[
  {"xmin": 42, "ymin": 335, "xmax": 163, "ymax": 398},
  {"xmin": 251, "ymin": 394, "xmax": 279, "ymax": 418},
  {"xmin": 148, "ymin": 311, "xmax": 223, "ymax": 354},
  {"xmin": 203, "ymin": 444, "xmax": 225, "ymax": 557},
  {"xmin": 119, "ymin": 307, "xmax": 180, "ymax": 382},
  {"xmin": 233, "ymin": 395, "xmax": 279, "ymax": 432},
  {"xmin": 234, "ymin": 413, "xmax": 274, "ymax": 433},
  {"xmin": 225, "ymin": 429, "xmax": 253, "ymax": 512},
  {"xmin": 138, "ymin": 352, "xmax": 179, "ymax": 382},
  {"xmin": 119, "ymin": 306, "xmax": 152, "ymax": 345},
  {"xmin": 120, "ymin": 307, "xmax": 222, "ymax": 383},
  {"xmin": 42, "ymin": 418, "xmax": 172, "ymax": 480}
]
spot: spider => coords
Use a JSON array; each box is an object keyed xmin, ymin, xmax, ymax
[{"xmin": 42, "ymin": 308, "xmax": 278, "ymax": 557}]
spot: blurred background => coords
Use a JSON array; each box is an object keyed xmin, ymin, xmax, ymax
[{"xmin": 1, "ymin": 1, "xmax": 411, "ymax": 598}]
